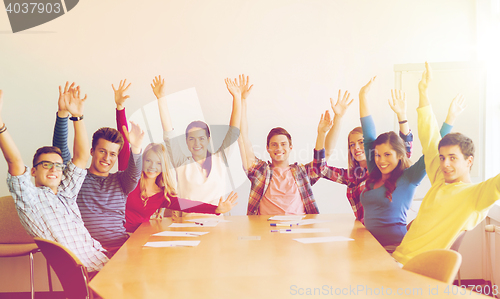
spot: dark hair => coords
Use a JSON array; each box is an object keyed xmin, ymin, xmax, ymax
[
  {"xmin": 438, "ymin": 132, "xmax": 474, "ymax": 162},
  {"xmin": 92, "ymin": 127, "xmax": 124, "ymax": 152},
  {"xmin": 266, "ymin": 127, "xmax": 292, "ymax": 146},
  {"xmin": 33, "ymin": 146, "xmax": 63, "ymax": 167},
  {"xmin": 185, "ymin": 121, "xmax": 210, "ymax": 139},
  {"xmin": 364, "ymin": 131, "xmax": 411, "ymax": 201}
]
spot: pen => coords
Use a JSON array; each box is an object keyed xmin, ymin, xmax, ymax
[
  {"xmin": 195, "ymin": 222, "xmax": 204, "ymax": 226},
  {"xmin": 270, "ymin": 223, "xmax": 293, "ymax": 227},
  {"xmin": 271, "ymin": 230, "xmax": 279, "ymax": 232}
]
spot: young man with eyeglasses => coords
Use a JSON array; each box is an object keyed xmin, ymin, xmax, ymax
[{"xmin": 0, "ymin": 85, "xmax": 109, "ymax": 274}]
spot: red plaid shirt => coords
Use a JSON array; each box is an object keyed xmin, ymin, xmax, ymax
[{"xmin": 246, "ymin": 149, "xmax": 326, "ymax": 215}]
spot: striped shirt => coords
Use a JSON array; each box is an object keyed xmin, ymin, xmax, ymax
[
  {"xmin": 53, "ymin": 115, "xmax": 142, "ymax": 249},
  {"xmin": 246, "ymin": 149, "xmax": 325, "ymax": 215},
  {"xmin": 7, "ymin": 163, "xmax": 109, "ymax": 272}
]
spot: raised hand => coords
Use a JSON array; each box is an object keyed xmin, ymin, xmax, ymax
[
  {"xmin": 359, "ymin": 76, "xmax": 376, "ymax": 100},
  {"xmin": 331, "ymin": 90, "xmax": 354, "ymax": 118},
  {"xmin": 317, "ymin": 110, "xmax": 334, "ymax": 134},
  {"xmin": 225, "ymin": 77, "xmax": 241, "ymax": 99},
  {"xmin": 418, "ymin": 62, "xmax": 432, "ymax": 92},
  {"xmin": 446, "ymin": 94, "xmax": 466, "ymax": 125},
  {"xmin": 112, "ymin": 79, "xmax": 131, "ymax": 110},
  {"xmin": 215, "ymin": 191, "xmax": 238, "ymax": 214},
  {"xmin": 58, "ymin": 82, "xmax": 74, "ymax": 117},
  {"xmin": 388, "ymin": 89, "xmax": 407, "ymax": 118},
  {"xmin": 64, "ymin": 85, "xmax": 87, "ymax": 117},
  {"xmin": 151, "ymin": 75, "xmax": 166, "ymax": 99},
  {"xmin": 238, "ymin": 74, "xmax": 253, "ymax": 100},
  {"xmin": 122, "ymin": 121, "xmax": 144, "ymax": 154}
]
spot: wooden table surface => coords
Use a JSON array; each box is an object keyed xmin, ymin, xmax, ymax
[{"xmin": 89, "ymin": 214, "xmax": 487, "ymax": 298}]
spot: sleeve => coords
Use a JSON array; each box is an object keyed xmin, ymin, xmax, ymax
[
  {"xmin": 417, "ymin": 106, "xmax": 443, "ymax": 184},
  {"xmin": 399, "ymin": 130, "xmax": 413, "ymax": 158},
  {"xmin": 402, "ymin": 155, "xmax": 427, "ymax": 185},
  {"xmin": 360, "ymin": 115, "xmax": 377, "ymax": 174},
  {"xmin": 163, "ymin": 129, "xmax": 189, "ymax": 168},
  {"xmin": 52, "ymin": 113, "xmax": 72, "ymax": 165},
  {"xmin": 116, "ymin": 108, "xmax": 130, "ymax": 171},
  {"xmin": 216, "ymin": 125, "xmax": 240, "ymax": 160},
  {"xmin": 118, "ymin": 152, "xmax": 143, "ymax": 195},
  {"xmin": 58, "ymin": 161, "xmax": 87, "ymax": 202},
  {"xmin": 166, "ymin": 195, "xmax": 219, "ymax": 214},
  {"xmin": 7, "ymin": 167, "xmax": 38, "ymax": 211},
  {"xmin": 245, "ymin": 156, "xmax": 266, "ymax": 180},
  {"xmin": 319, "ymin": 165, "xmax": 350, "ymax": 186},
  {"xmin": 440, "ymin": 122, "xmax": 453, "ymax": 137},
  {"xmin": 472, "ymin": 174, "xmax": 500, "ymax": 211},
  {"xmin": 305, "ymin": 148, "xmax": 326, "ymax": 180}
]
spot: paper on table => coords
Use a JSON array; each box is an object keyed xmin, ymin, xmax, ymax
[
  {"xmin": 279, "ymin": 219, "xmax": 333, "ymax": 226},
  {"xmin": 152, "ymin": 231, "xmax": 209, "ymax": 237},
  {"xmin": 169, "ymin": 222, "xmax": 218, "ymax": 228},
  {"xmin": 279, "ymin": 228, "xmax": 331, "ymax": 234},
  {"xmin": 268, "ymin": 215, "xmax": 305, "ymax": 221},
  {"xmin": 186, "ymin": 218, "xmax": 231, "ymax": 223},
  {"xmin": 143, "ymin": 241, "xmax": 201, "ymax": 247},
  {"xmin": 293, "ymin": 236, "xmax": 354, "ymax": 244}
]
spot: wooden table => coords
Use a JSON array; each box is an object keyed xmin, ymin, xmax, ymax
[{"xmin": 90, "ymin": 214, "xmax": 487, "ymax": 298}]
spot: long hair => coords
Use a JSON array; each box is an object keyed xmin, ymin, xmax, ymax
[
  {"xmin": 140, "ymin": 143, "xmax": 178, "ymax": 207},
  {"xmin": 347, "ymin": 127, "xmax": 364, "ymax": 178},
  {"xmin": 364, "ymin": 131, "xmax": 411, "ymax": 201}
]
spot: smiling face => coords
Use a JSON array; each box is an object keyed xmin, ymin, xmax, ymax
[
  {"xmin": 439, "ymin": 145, "xmax": 473, "ymax": 184},
  {"xmin": 186, "ymin": 127, "xmax": 210, "ymax": 160},
  {"xmin": 31, "ymin": 153, "xmax": 64, "ymax": 193},
  {"xmin": 89, "ymin": 138, "xmax": 121, "ymax": 176},
  {"xmin": 348, "ymin": 132, "xmax": 365, "ymax": 163},
  {"xmin": 374, "ymin": 142, "xmax": 400, "ymax": 178},
  {"xmin": 267, "ymin": 134, "xmax": 292, "ymax": 166},
  {"xmin": 143, "ymin": 150, "xmax": 162, "ymax": 179}
]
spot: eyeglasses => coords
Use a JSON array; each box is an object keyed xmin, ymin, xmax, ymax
[{"xmin": 34, "ymin": 161, "xmax": 65, "ymax": 171}]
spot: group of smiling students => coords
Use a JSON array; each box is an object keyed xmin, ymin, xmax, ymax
[{"xmin": 0, "ymin": 62, "xmax": 499, "ymax": 280}]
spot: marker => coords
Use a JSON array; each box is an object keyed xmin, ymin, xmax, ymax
[
  {"xmin": 270, "ymin": 223, "xmax": 292, "ymax": 227},
  {"xmin": 282, "ymin": 229, "xmax": 292, "ymax": 232},
  {"xmin": 271, "ymin": 230, "xmax": 279, "ymax": 233}
]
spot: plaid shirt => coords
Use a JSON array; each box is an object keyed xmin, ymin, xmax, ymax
[
  {"xmin": 7, "ymin": 162, "xmax": 109, "ymax": 272},
  {"xmin": 316, "ymin": 130, "xmax": 413, "ymax": 224},
  {"xmin": 246, "ymin": 149, "xmax": 325, "ymax": 215}
]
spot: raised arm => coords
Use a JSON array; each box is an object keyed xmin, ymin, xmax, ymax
[
  {"xmin": 0, "ymin": 90, "xmax": 25, "ymax": 176},
  {"xmin": 121, "ymin": 121, "xmax": 144, "ymax": 155},
  {"xmin": 359, "ymin": 76, "xmax": 376, "ymax": 118},
  {"xmin": 112, "ymin": 79, "xmax": 131, "ymax": 171},
  {"xmin": 64, "ymin": 85, "xmax": 89, "ymax": 169},
  {"xmin": 418, "ymin": 62, "xmax": 432, "ymax": 108},
  {"xmin": 316, "ymin": 110, "xmax": 333, "ymax": 151},
  {"xmin": 224, "ymin": 75, "xmax": 244, "ymax": 129},
  {"xmin": 324, "ymin": 90, "xmax": 353, "ymax": 160},
  {"xmin": 388, "ymin": 89, "xmax": 410, "ymax": 136},
  {"xmin": 235, "ymin": 76, "xmax": 255, "ymax": 171},
  {"xmin": 53, "ymin": 82, "xmax": 73, "ymax": 164},
  {"xmin": 152, "ymin": 76, "xmax": 173, "ymax": 132},
  {"xmin": 445, "ymin": 94, "xmax": 466, "ymax": 126}
]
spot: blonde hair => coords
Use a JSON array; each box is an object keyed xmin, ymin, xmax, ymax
[
  {"xmin": 140, "ymin": 143, "xmax": 177, "ymax": 206},
  {"xmin": 347, "ymin": 127, "xmax": 364, "ymax": 178}
]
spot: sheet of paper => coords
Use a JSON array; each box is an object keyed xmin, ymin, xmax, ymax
[
  {"xmin": 185, "ymin": 218, "xmax": 230, "ymax": 223},
  {"xmin": 169, "ymin": 222, "xmax": 218, "ymax": 228},
  {"xmin": 293, "ymin": 236, "xmax": 354, "ymax": 244},
  {"xmin": 267, "ymin": 215, "xmax": 305, "ymax": 221},
  {"xmin": 279, "ymin": 219, "xmax": 333, "ymax": 226},
  {"xmin": 143, "ymin": 241, "xmax": 201, "ymax": 247},
  {"xmin": 152, "ymin": 231, "xmax": 209, "ymax": 237},
  {"xmin": 278, "ymin": 228, "xmax": 331, "ymax": 234}
]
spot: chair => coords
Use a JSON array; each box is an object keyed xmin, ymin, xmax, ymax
[
  {"xmin": 0, "ymin": 195, "xmax": 39, "ymax": 299},
  {"xmin": 450, "ymin": 231, "xmax": 467, "ymax": 285},
  {"xmin": 403, "ymin": 249, "xmax": 462, "ymax": 284},
  {"xmin": 34, "ymin": 238, "xmax": 93, "ymax": 299}
]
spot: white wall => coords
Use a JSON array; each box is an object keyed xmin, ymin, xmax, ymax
[{"xmin": 0, "ymin": 0, "xmax": 492, "ymax": 292}]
